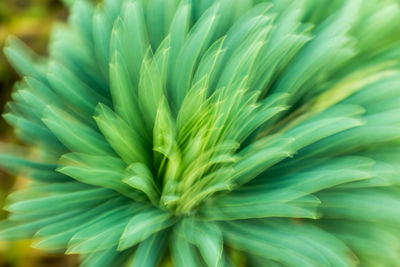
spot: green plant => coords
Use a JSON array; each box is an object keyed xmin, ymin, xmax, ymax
[{"xmin": 1, "ymin": 0, "xmax": 400, "ymax": 266}]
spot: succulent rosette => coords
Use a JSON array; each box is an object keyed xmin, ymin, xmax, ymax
[{"xmin": 1, "ymin": 0, "xmax": 400, "ymax": 266}]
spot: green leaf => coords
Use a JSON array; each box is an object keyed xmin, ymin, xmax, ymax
[
  {"xmin": 146, "ymin": 0, "xmax": 180, "ymax": 49},
  {"xmin": 0, "ymin": 210, "xmax": 82, "ymax": 241},
  {"xmin": 117, "ymin": 0, "xmax": 149, "ymax": 87},
  {"xmin": 178, "ymin": 219, "xmax": 224, "ymax": 267},
  {"xmin": 43, "ymin": 106, "xmax": 114, "ymax": 155},
  {"xmin": 47, "ymin": 61, "xmax": 110, "ymax": 115},
  {"xmin": 81, "ymin": 246, "xmax": 131, "ymax": 267},
  {"xmin": 283, "ymin": 116, "xmax": 364, "ymax": 151},
  {"xmin": 119, "ymin": 208, "xmax": 174, "ymax": 251},
  {"xmin": 124, "ymin": 162, "xmax": 160, "ymax": 206},
  {"xmin": 108, "ymin": 49, "xmax": 148, "ymax": 140},
  {"xmin": 168, "ymin": 0, "xmax": 192, "ymax": 88},
  {"xmin": 170, "ymin": 3, "xmax": 220, "ymax": 108},
  {"xmin": 6, "ymin": 188, "xmax": 117, "ymax": 215},
  {"xmin": 138, "ymin": 47, "xmax": 168, "ymax": 128},
  {"xmin": 273, "ymin": 0, "xmax": 361, "ymax": 102},
  {"xmin": 92, "ymin": 4, "xmax": 112, "ymax": 78},
  {"xmin": 3, "ymin": 36, "xmax": 46, "ymax": 80},
  {"xmin": 33, "ymin": 197, "xmax": 131, "ymax": 251},
  {"xmin": 232, "ymin": 137, "xmax": 295, "ymax": 185},
  {"xmin": 94, "ymin": 103, "xmax": 150, "ymax": 165},
  {"xmin": 320, "ymin": 221, "xmax": 400, "ymax": 266},
  {"xmin": 202, "ymin": 195, "xmax": 320, "ymax": 221},
  {"xmin": 58, "ymin": 153, "xmax": 143, "ymax": 200},
  {"xmin": 67, "ymin": 203, "xmax": 145, "ymax": 254},
  {"xmin": 132, "ymin": 230, "xmax": 169, "ymax": 267},
  {"xmin": 254, "ymin": 156, "xmax": 375, "ymax": 196},
  {"xmin": 222, "ymin": 220, "xmax": 354, "ymax": 267},
  {"xmin": 319, "ymin": 188, "xmax": 400, "ymax": 224},
  {"xmin": 171, "ymin": 229, "xmax": 201, "ymax": 267}
]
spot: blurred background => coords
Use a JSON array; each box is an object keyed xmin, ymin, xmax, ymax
[{"xmin": 0, "ymin": 0, "xmax": 79, "ymax": 266}]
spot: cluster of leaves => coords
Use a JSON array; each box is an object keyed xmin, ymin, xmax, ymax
[
  {"xmin": 0, "ymin": 1, "xmax": 74, "ymax": 266},
  {"xmin": 1, "ymin": 0, "xmax": 400, "ymax": 266}
]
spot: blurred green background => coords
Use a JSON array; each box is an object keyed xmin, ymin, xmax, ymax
[{"xmin": 0, "ymin": 0, "xmax": 79, "ymax": 266}]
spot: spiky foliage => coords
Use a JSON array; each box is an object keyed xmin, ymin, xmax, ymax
[{"xmin": 1, "ymin": 0, "xmax": 400, "ymax": 266}]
